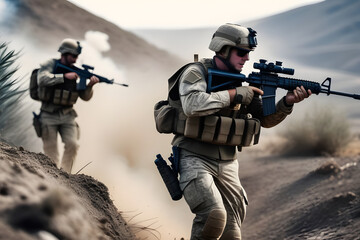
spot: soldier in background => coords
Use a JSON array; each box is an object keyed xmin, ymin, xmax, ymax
[
  {"xmin": 171, "ymin": 23, "xmax": 311, "ymax": 239},
  {"xmin": 36, "ymin": 38, "xmax": 99, "ymax": 173}
]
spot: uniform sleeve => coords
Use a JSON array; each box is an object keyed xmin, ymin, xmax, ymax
[
  {"xmin": 248, "ymin": 96, "xmax": 293, "ymax": 128},
  {"xmin": 179, "ymin": 65, "xmax": 231, "ymax": 117},
  {"xmin": 37, "ymin": 59, "xmax": 64, "ymax": 87},
  {"xmin": 79, "ymin": 86, "xmax": 94, "ymax": 101}
]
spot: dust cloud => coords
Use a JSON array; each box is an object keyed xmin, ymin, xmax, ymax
[
  {"xmin": 71, "ymin": 31, "xmax": 192, "ymax": 239},
  {"xmin": 1, "ymin": 23, "xmax": 192, "ymax": 238}
]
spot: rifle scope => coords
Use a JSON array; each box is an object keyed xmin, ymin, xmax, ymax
[{"xmin": 254, "ymin": 59, "xmax": 294, "ymax": 75}]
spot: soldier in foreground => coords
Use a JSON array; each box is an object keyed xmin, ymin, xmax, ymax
[
  {"xmin": 36, "ymin": 38, "xmax": 99, "ymax": 173},
  {"xmin": 156, "ymin": 23, "xmax": 311, "ymax": 239}
]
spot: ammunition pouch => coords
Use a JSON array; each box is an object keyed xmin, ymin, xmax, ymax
[
  {"xmin": 38, "ymin": 87, "xmax": 79, "ymax": 106},
  {"xmin": 154, "ymin": 100, "xmax": 261, "ymax": 147},
  {"xmin": 183, "ymin": 115, "xmax": 260, "ymax": 146}
]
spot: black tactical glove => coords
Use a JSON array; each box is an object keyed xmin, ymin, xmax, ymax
[{"xmin": 234, "ymin": 86, "xmax": 254, "ymax": 105}]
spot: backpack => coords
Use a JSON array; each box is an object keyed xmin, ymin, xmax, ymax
[
  {"xmin": 154, "ymin": 62, "xmax": 206, "ymax": 134},
  {"xmin": 29, "ymin": 68, "xmax": 40, "ymax": 100}
]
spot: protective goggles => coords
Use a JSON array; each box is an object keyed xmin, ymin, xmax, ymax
[
  {"xmin": 69, "ymin": 53, "xmax": 79, "ymax": 58},
  {"xmin": 236, "ymin": 48, "xmax": 250, "ymax": 57}
]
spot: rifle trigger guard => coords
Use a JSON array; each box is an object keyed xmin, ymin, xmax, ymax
[{"xmin": 321, "ymin": 77, "xmax": 332, "ymax": 95}]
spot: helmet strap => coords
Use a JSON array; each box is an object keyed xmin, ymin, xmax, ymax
[
  {"xmin": 213, "ymin": 54, "xmax": 238, "ymax": 73},
  {"xmin": 214, "ymin": 46, "xmax": 239, "ymax": 73}
]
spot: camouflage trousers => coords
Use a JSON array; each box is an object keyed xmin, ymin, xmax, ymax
[
  {"xmin": 40, "ymin": 111, "xmax": 79, "ymax": 173},
  {"xmin": 179, "ymin": 149, "xmax": 248, "ymax": 240}
]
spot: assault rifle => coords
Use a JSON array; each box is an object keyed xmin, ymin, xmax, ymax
[
  {"xmin": 207, "ymin": 59, "xmax": 360, "ymax": 116},
  {"xmin": 54, "ymin": 62, "xmax": 128, "ymax": 90}
]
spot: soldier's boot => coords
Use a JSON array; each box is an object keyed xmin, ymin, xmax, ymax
[{"xmin": 201, "ymin": 209, "xmax": 227, "ymax": 240}]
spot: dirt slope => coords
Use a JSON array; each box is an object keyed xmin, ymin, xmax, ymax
[
  {"xmin": 0, "ymin": 141, "xmax": 136, "ymax": 240},
  {"xmin": 239, "ymin": 151, "xmax": 360, "ymax": 240}
]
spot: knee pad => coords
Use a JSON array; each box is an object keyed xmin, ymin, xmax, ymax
[
  {"xmin": 220, "ymin": 230, "xmax": 241, "ymax": 240},
  {"xmin": 201, "ymin": 208, "xmax": 227, "ymax": 240}
]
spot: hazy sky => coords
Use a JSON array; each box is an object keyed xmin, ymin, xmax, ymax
[{"xmin": 67, "ymin": 0, "xmax": 324, "ymax": 29}]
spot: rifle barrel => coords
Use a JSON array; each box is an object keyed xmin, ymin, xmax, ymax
[
  {"xmin": 326, "ymin": 90, "xmax": 360, "ymax": 100},
  {"xmin": 113, "ymin": 82, "xmax": 129, "ymax": 87}
]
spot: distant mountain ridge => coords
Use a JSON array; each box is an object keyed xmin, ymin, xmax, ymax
[
  {"xmin": 250, "ymin": 0, "xmax": 360, "ymax": 74},
  {"xmin": 3, "ymin": 0, "xmax": 183, "ymax": 72},
  {"xmin": 134, "ymin": 0, "xmax": 360, "ymax": 74}
]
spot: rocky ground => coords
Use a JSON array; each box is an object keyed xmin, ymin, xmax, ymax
[
  {"xmin": 1, "ymin": 138, "xmax": 359, "ymax": 240},
  {"xmin": 240, "ymin": 149, "xmax": 360, "ymax": 240},
  {"xmin": 0, "ymin": 141, "xmax": 136, "ymax": 240}
]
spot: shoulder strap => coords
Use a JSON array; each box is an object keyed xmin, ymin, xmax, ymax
[{"xmin": 168, "ymin": 62, "xmax": 207, "ymax": 101}]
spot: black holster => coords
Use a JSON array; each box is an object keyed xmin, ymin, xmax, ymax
[{"xmin": 32, "ymin": 111, "xmax": 42, "ymax": 137}]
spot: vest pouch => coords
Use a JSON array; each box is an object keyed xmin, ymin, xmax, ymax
[
  {"xmin": 214, "ymin": 116, "xmax": 232, "ymax": 144},
  {"xmin": 38, "ymin": 87, "xmax": 52, "ymax": 102},
  {"xmin": 184, "ymin": 117, "xmax": 200, "ymax": 139},
  {"xmin": 201, "ymin": 115, "xmax": 219, "ymax": 142},
  {"xmin": 154, "ymin": 100, "xmax": 176, "ymax": 134},
  {"xmin": 242, "ymin": 118, "xmax": 261, "ymax": 146},
  {"xmin": 60, "ymin": 90, "xmax": 70, "ymax": 105},
  {"xmin": 68, "ymin": 92, "xmax": 79, "ymax": 105},
  {"xmin": 229, "ymin": 118, "xmax": 246, "ymax": 145},
  {"xmin": 253, "ymin": 119, "xmax": 261, "ymax": 145},
  {"xmin": 175, "ymin": 110, "xmax": 187, "ymax": 135},
  {"xmin": 53, "ymin": 89, "xmax": 62, "ymax": 105}
]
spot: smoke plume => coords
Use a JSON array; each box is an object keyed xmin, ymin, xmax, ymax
[{"xmin": 73, "ymin": 31, "xmax": 192, "ymax": 239}]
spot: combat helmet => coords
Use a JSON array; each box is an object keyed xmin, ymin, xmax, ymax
[
  {"xmin": 209, "ymin": 23, "xmax": 257, "ymax": 52},
  {"xmin": 58, "ymin": 38, "xmax": 82, "ymax": 55}
]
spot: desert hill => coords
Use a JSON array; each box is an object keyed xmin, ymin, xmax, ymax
[
  {"xmin": 240, "ymin": 151, "xmax": 360, "ymax": 240},
  {"xmin": 5, "ymin": 0, "xmax": 183, "ymax": 71},
  {"xmin": 249, "ymin": 0, "xmax": 360, "ymax": 75},
  {"xmin": 134, "ymin": 0, "xmax": 360, "ymax": 75},
  {"xmin": 0, "ymin": 141, "xmax": 135, "ymax": 240}
]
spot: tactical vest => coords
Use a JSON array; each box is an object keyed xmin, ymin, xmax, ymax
[
  {"xmin": 154, "ymin": 59, "xmax": 261, "ymax": 147},
  {"xmin": 38, "ymin": 60, "xmax": 79, "ymax": 106}
]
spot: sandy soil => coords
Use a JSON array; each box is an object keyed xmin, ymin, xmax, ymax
[
  {"xmin": 2, "ymin": 137, "xmax": 358, "ymax": 240},
  {"xmin": 239, "ymin": 150, "xmax": 360, "ymax": 240},
  {"xmin": 0, "ymin": 141, "xmax": 135, "ymax": 240}
]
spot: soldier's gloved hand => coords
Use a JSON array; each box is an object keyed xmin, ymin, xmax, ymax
[
  {"xmin": 234, "ymin": 86, "xmax": 255, "ymax": 105},
  {"xmin": 64, "ymin": 72, "xmax": 79, "ymax": 80},
  {"xmin": 88, "ymin": 75, "xmax": 100, "ymax": 87}
]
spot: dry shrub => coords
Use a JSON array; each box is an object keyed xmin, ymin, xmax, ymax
[{"xmin": 277, "ymin": 106, "xmax": 352, "ymax": 156}]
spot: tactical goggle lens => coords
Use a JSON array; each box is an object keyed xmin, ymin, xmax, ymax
[{"xmin": 236, "ymin": 48, "xmax": 250, "ymax": 57}]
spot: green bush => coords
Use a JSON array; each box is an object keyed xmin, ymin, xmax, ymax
[
  {"xmin": 0, "ymin": 42, "xmax": 27, "ymax": 144},
  {"xmin": 277, "ymin": 106, "xmax": 352, "ymax": 156}
]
